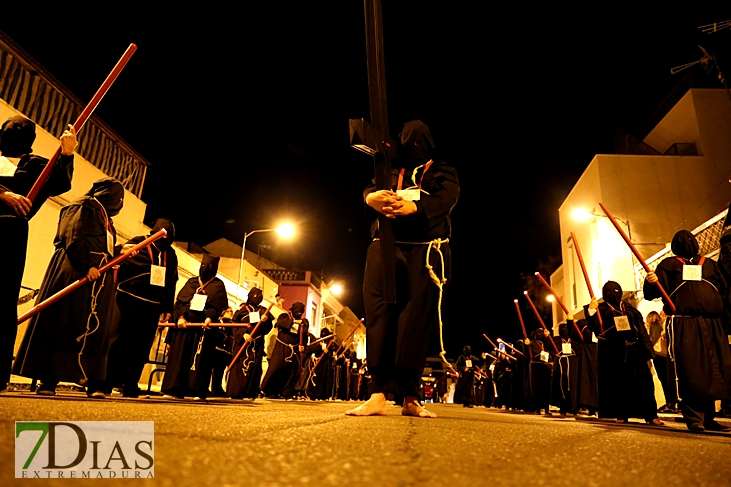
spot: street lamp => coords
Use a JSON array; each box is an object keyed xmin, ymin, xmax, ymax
[
  {"xmin": 330, "ymin": 284, "xmax": 343, "ymax": 296},
  {"xmin": 237, "ymin": 223, "xmax": 295, "ymax": 301}
]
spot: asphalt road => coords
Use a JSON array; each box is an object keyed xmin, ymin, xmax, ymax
[{"xmin": 1, "ymin": 392, "xmax": 730, "ymax": 487}]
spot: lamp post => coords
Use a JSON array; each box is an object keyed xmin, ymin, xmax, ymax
[{"xmin": 237, "ymin": 223, "xmax": 295, "ymax": 302}]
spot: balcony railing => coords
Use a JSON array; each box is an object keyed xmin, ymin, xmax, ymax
[{"xmin": 0, "ymin": 34, "xmax": 149, "ymax": 197}]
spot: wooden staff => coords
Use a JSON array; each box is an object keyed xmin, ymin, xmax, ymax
[
  {"xmin": 18, "ymin": 228, "xmax": 165, "ymax": 324},
  {"xmin": 522, "ymin": 291, "xmax": 560, "ymax": 354},
  {"xmin": 27, "ymin": 44, "xmax": 137, "ymax": 202},
  {"xmin": 159, "ymin": 323, "xmax": 258, "ymax": 328},
  {"xmin": 298, "ymin": 318, "xmax": 305, "ymax": 384},
  {"xmin": 307, "ymin": 336, "xmax": 338, "ymax": 392},
  {"xmin": 496, "ymin": 338, "xmax": 526, "ymax": 357},
  {"xmin": 534, "ymin": 272, "xmax": 584, "ymax": 342},
  {"xmin": 224, "ymin": 303, "xmax": 275, "ymax": 374},
  {"xmin": 570, "ymin": 232, "xmax": 604, "ymax": 334},
  {"xmin": 333, "ymin": 319, "xmax": 364, "ymax": 358},
  {"xmin": 482, "ymin": 334, "xmax": 516, "ymax": 361},
  {"xmin": 309, "ymin": 333, "xmax": 336, "ymax": 347},
  {"xmin": 513, "ymin": 299, "xmax": 529, "ymax": 340},
  {"xmin": 598, "ymin": 202, "xmax": 676, "ymax": 313}
]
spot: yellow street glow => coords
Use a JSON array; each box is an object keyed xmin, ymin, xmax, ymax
[
  {"xmin": 572, "ymin": 208, "xmax": 592, "ymax": 222},
  {"xmin": 276, "ymin": 223, "xmax": 295, "ymax": 239},
  {"xmin": 546, "ymin": 295, "xmax": 555, "ymax": 302},
  {"xmin": 331, "ymin": 284, "xmax": 343, "ymax": 295}
]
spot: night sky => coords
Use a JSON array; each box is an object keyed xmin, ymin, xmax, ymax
[{"xmin": 2, "ymin": 5, "xmax": 730, "ymax": 357}]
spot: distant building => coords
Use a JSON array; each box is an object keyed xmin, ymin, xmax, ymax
[{"xmin": 551, "ymin": 85, "xmax": 731, "ymax": 324}]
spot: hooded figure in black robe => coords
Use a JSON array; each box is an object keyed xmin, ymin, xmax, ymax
[
  {"xmin": 225, "ymin": 287, "xmax": 273, "ymax": 399},
  {"xmin": 260, "ymin": 301, "xmax": 309, "ymax": 398},
  {"xmin": 13, "ymin": 178, "xmax": 123, "ymax": 396},
  {"xmin": 352, "ymin": 121, "xmax": 459, "ymax": 418},
  {"xmin": 524, "ymin": 328, "xmax": 555, "ymax": 414},
  {"xmin": 455, "ymin": 346, "xmax": 480, "ymax": 407},
  {"xmin": 571, "ymin": 318, "xmax": 598, "ymax": 413},
  {"xmin": 105, "ymin": 218, "xmax": 179, "ymax": 397},
  {"xmin": 512, "ymin": 339, "xmax": 532, "ymax": 411},
  {"xmin": 645, "ymin": 230, "xmax": 731, "ymax": 431},
  {"xmin": 306, "ymin": 328, "xmax": 337, "ymax": 400},
  {"xmin": 0, "ymin": 116, "xmax": 74, "ymax": 388},
  {"xmin": 586, "ymin": 281, "xmax": 660, "ymax": 423},
  {"xmin": 550, "ymin": 320, "xmax": 580, "ymax": 415},
  {"xmin": 161, "ymin": 255, "xmax": 228, "ymax": 399}
]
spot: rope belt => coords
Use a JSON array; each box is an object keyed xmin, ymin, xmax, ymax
[
  {"xmin": 76, "ymin": 253, "xmax": 108, "ymax": 383},
  {"xmin": 276, "ymin": 338, "xmax": 297, "ymax": 363}
]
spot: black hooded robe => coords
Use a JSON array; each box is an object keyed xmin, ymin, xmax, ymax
[
  {"xmin": 161, "ymin": 260, "xmax": 228, "ymax": 399},
  {"xmin": 225, "ymin": 302, "xmax": 273, "ymax": 399},
  {"xmin": 13, "ymin": 181, "xmax": 123, "ymax": 387},
  {"xmin": 550, "ymin": 322, "xmax": 580, "ymax": 414},
  {"xmin": 644, "ymin": 230, "xmax": 731, "ymax": 428},
  {"xmin": 363, "ymin": 121, "xmax": 459, "ymax": 400},
  {"xmin": 0, "ymin": 116, "xmax": 73, "ymax": 386},
  {"xmin": 524, "ymin": 330, "xmax": 555, "ymax": 413},
  {"xmin": 105, "ymin": 220, "xmax": 179, "ymax": 396},
  {"xmin": 586, "ymin": 282, "xmax": 657, "ymax": 421},
  {"xmin": 571, "ymin": 320, "xmax": 599, "ymax": 412},
  {"xmin": 305, "ymin": 335, "xmax": 336, "ymax": 400},
  {"xmin": 454, "ymin": 352, "xmax": 480, "ymax": 406},
  {"xmin": 260, "ymin": 307, "xmax": 309, "ymax": 398}
]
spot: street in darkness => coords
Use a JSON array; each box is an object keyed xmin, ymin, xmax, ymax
[{"xmin": 1, "ymin": 393, "xmax": 730, "ymax": 487}]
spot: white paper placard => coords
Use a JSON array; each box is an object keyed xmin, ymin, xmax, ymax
[
  {"xmin": 190, "ymin": 293, "xmax": 207, "ymax": 311},
  {"xmin": 614, "ymin": 315, "xmax": 631, "ymax": 331},
  {"xmin": 683, "ymin": 265, "xmax": 702, "ymax": 281},
  {"xmin": 150, "ymin": 265, "xmax": 165, "ymax": 287},
  {"xmin": 396, "ymin": 189, "xmax": 421, "ymax": 201},
  {"xmin": 562, "ymin": 343, "xmax": 572, "ymax": 354}
]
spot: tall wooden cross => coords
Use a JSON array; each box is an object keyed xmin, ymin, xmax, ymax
[{"xmin": 350, "ymin": 0, "xmax": 398, "ymax": 303}]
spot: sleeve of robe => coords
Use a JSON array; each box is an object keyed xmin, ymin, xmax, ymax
[
  {"xmin": 363, "ymin": 161, "xmax": 459, "ymax": 238},
  {"xmin": 0, "ymin": 154, "xmax": 73, "ymax": 218},
  {"xmin": 163, "ymin": 248, "xmax": 179, "ymax": 315},
  {"xmin": 583, "ymin": 304, "xmax": 604, "ymax": 337}
]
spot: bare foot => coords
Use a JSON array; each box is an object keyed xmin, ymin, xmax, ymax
[
  {"xmin": 402, "ymin": 397, "xmax": 437, "ymax": 418},
  {"xmin": 345, "ymin": 393, "xmax": 388, "ymax": 416}
]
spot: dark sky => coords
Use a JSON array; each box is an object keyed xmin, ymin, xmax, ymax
[{"xmin": 2, "ymin": 5, "xmax": 730, "ymax": 356}]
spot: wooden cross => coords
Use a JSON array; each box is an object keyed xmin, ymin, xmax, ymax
[{"xmin": 349, "ymin": 0, "xmax": 398, "ymax": 303}]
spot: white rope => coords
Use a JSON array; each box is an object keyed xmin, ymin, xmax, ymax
[
  {"xmin": 276, "ymin": 338, "xmax": 297, "ymax": 363},
  {"xmin": 667, "ymin": 316, "xmax": 682, "ymax": 401},
  {"xmin": 423, "ymin": 238, "xmax": 456, "ymax": 374},
  {"xmin": 190, "ymin": 333, "xmax": 205, "ymax": 371},
  {"xmin": 76, "ymin": 254, "xmax": 108, "ymax": 383}
]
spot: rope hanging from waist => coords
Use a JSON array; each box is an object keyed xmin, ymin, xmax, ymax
[
  {"xmin": 425, "ymin": 238, "xmax": 455, "ymax": 374},
  {"xmin": 76, "ymin": 253, "xmax": 109, "ymax": 383}
]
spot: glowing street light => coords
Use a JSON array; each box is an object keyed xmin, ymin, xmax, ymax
[
  {"xmin": 237, "ymin": 223, "xmax": 296, "ymax": 301},
  {"xmin": 571, "ymin": 208, "xmax": 594, "ymax": 222},
  {"xmin": 546, "ymin": 295, "xmax": 555, "ymax": 303},
  {"xmin": 275, "ymin": 223, "xmax": 295, "ymax": 239},
  {"xmin": 330, "ymin": 284, "xmax": 343, "ymax": 296}
]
